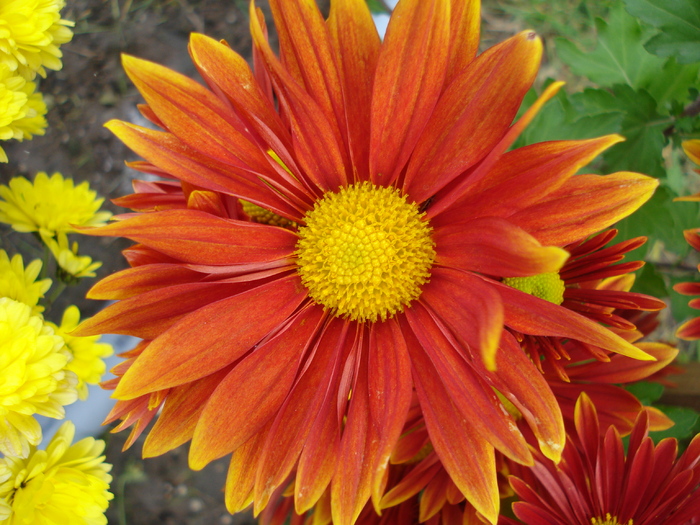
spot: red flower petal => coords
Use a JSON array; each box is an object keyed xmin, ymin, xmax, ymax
[
  {"xmin": 114, "ymin": 275, "xmax": 308, "ymax": 399},
  {"xmin": 86, "ymin": 264, "xmax": 202, "ymax": 300},
  {"xmin": 327, "ymin": 0, "xmax": 380, "ymax": 180},
  {"xmin": 369, "ymin": 0, "xmax": 450, "ymax": 185},
  {"xmin": 419, "ymin": 267, "xmax": 503, "ymax": 371},
  {"xmin": 509, "ymin": 172, "xmax": 659, "ymax": 246},
  {"xmin": 404, "ymin": 31, "xmax": 542, "ymax": 203},
  {"xmin": 445, "ymin": 0, "xmax": 480, "ymax": 83},
  {"xmin": 189, "ymin": 305, "xmax": 324, "ymax": 469},
  {"xmin": 434, "ymin": 217, "xmax": 569, "ymax": 278},
  {"xmin": 495, "ymin": 281, "xmax": 655, "ymax": 361},
  {"xmin": 80, "ymin": 209, "xmax": 297, "ymax": 266}
]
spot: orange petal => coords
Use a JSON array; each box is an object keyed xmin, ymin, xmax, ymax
[
  {"xmin": 250, "ymin": 2, "xmax": 348, "ymax": 192},
  {"xmin": 435, "ymin": 217, "xmax": 569, "ymax": 278},
  {"xmin": 474, "ymin": 331, "xmax": 565, "ymax": 463},
  {"xmin": 682, "ymin": 139, "xmax": 700, "ymax": 165},
  {"xmin": 331, "ymin": 344, "xmax": 374, "ymax": 525},
  {"xmin": 225, "ymin": 424, "xmax": 271, "ymax": 513},
  {"xmin": 367, "ymin": 320, "xmax": 413, "ymax": 509},
  {"xmin": 404, "ymin": 319, "xmax": 500, "ymax": 524},
  {"xmin": 566, "ymin": 342, "xmax": 678, "ymax": 383},
  {"xmin": 114, "ymin": 275, "xmax": 308, "ymax": 399},
  {"xmin": 369, "ymin": 0, "xmax": 450, "ymax": 185},
  {"xmin": 328, "ymin": 0, "xmax": 381, "ymax": 180},
  {"xmin": 190, "ymin": 305, "xmax": 324, "ymax": 469},
  {"xmin": 433, "ymin": 135, "xmax": 625, "ymax": 226},
  {"xmin": 122, "ymin": 54, "xmax": 274, "ymax": 176},
  {"xmin": 496, "ymin": 281, "xmax": 655, "ymax": 361},
  {"xmin": 404, "ymin": 31, "xmax": 543, "ymax": 203},
  {"xmin": 269, "ymin": 0, "xmax": 348, "ymax": 156},
  {"xmin": 380, "ymin": 454, "xmax": 441, "ymax": 509},
  {"xmin": 405, "ymin": 302, "xmax": 532, "ymax": 465},
  {"xmin": 142, "ymin": 367, "xmax": 230, "ymax": 458},
  {"xmin": 87, "ymin": 264, "xmax": 202, "ymax": 300},
  {"xmin": 76, "ymin": 281, "xmax": 250, "ymax": 339},
  {"xmin": 80, "ymin": 209, "xmax": 297, "ymax": 266},
  {"xmin": 188, "ymin": 33, "xmax": 293, "ymax": 157},
  {"xmin": 445, "ymin": 0, "xmax": 480, "ymax": 83},
  {"xmin": 420, "ymin": 267, "xmax": 503, "ymax": 371},
  {"xmin": 106, "ymin": 120, "xmax": 304, "ymax": 220},
  {"xmin": 509, "ymin": 172, "xmax": 659, "ymax": 246},
  {"xmin": 254, "ymin": 318, "xmax": 351, "ymax": 512}
]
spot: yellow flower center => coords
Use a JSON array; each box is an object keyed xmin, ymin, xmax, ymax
[
  {"xmin": 502, "ymin": 272, "xmax": 565, "ymax": 305},
  {"xmin": 240, "ymin": 200, "xmax": 296, "ymax": 229},
  {"xmin": 295, "ymin": 182, "xmax": 435, "ymax": 323},
  {"xmin": 591, "ymin": 514, "xmax": 633, "ymax": 525}
]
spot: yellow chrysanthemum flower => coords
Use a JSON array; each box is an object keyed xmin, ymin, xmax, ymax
[
  {"xmin": 0, "ymin": 420, "xmax": 113, "ymax": 525},
  {"xmin": 0, "ymin": 64, "xmax": 46, "ymax": 162},
  {"xmin": 0, "ymin": 297, "xmax": 77, "ymax": 458},
  {"xmin": 0, "ymin": 250, "xmax": 51, "ymax": 314},
  {"xmin": 0, "ymin": 0, "xmax": 74, "ymax": 80},
  {"xmin": 42, "ymin": 232, "xmax": 102, "ymax": 279},
  {"xmin": 48, "ymin": 306, "xmax": 113, "ymax": 400},
  {"xmin": 0, "ymin": 172, "xmax": 112, "ymax": 236}
]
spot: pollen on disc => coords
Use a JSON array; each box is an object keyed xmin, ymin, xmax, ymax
[{"xmin": 295, "ymin": 182, "xmax": 435, "ymax": 323}]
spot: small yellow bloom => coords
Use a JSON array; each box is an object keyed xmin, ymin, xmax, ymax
[
  {"xmin": 42, "ymin": 232, "xmax": 102, "ymax": 279},
  {"xmin": 0, "ymin": 420, "xmax": 113, "ymax": 524},
  {"xmin": 0, "ymin": 0, "xmax": 74, "ymax": 80},
  {"xmin": 0, "ymin": 64, "xmax": 46, "ymax": 162},
  {"xmin": 48, "ymin": 306, "xmax": 113, "ymax": 400},
  {"xmin": 0, "ymin": 172, "xmax": 112, "ymax": 236},
  {"xmin": 0, "ymin": 250, "xmax": 51, "ymax": 314},
  {"xmin": 0, "ymin": 297, "xmax": 77, "ymax": 458}
]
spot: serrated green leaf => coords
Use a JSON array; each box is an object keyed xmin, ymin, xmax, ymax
[
  {"xmin": 626, "ymin": 381, "xmax": 665, "ymax": 404},
  {"xmin": 649, "ymin": 405, "xmax": 700, "ymax": 442},
  {"xmin": 624, "ymin": 0, "xmax": 700, "ymax": 64},
  {"xmin": 555, "ymin": 3, "xmax": 666, "ymax": 89},
  {"xmin": 645, "ymin": 59, "xmax": 700, "ymax": 108},
  {"xmin": 615, "ymin": 186, "xmax": 699, "ymax": 259},
  {"xmin": 515, "ymin": 86, "xmax": 624, "ymax": 147},
  {"xmin": 602, "ymin": 85, "xmax": 668, "ymax": 179}
]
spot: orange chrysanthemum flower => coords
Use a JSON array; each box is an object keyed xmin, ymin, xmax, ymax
[
  {"xmin": 76, "ymin": 1, "xmax": 658, "ymax": 523},
  {"xmin": 504, "ymin": 393, "xmax": 700, "ymax": 525}
]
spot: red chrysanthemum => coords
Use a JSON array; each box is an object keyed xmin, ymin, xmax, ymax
[
  {"xmin": 505, "ymin": 393, "xmax": 700, "ymax": 525},
  {"xmin": 76, "ymin": 1, "xmax": 659, "ymax": 523}
]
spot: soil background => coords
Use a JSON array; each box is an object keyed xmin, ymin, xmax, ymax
[{"xmin": 0, "ymin": 1, "xmax": 534, "ymax": 524}]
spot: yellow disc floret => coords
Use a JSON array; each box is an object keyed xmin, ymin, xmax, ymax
[
  {"xmin": 503, "ymin": 272, "xmax": 566, "ymax": 305},
  {"xmin": 590, "ymin": 514, "xmax": 633, "ymax": 525},
  {"xmin": 240, "ymin": 200, "xmax": 296, "ymax": 229},
  {"xmin": 296, "ymin": 182, "xmax": 435, "ymax": 323}
]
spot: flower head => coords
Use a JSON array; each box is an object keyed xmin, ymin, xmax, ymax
[
  {"xmin": 0, "ymin": 420, "xmax": 113, "ymax": 524},
  {"xmin": 76, "ymin": 1, "xmax": 658, "ymax": 522},
  {"xmin": 0, "ymin": 172, "xmax": 111, "ymax": 236},
  {"xmin": 0, "ymin": 297, "xmax": 77, "ymax": 458},
  {"xmin": 43, "ymin": 232, "xmax": 102, "ymax": 280},
  {"xmin": 0, "ymin": 64, "xmax": 46, "ymax": 162},
  {"xmin": 506, "ymin": 393, "xmax": 700, "ymax": 525},
  {"xmin": 47, "ymin": 306, "xmax": 113, "ymax": 400},
  {"xmin": 0, "ymin": 0, "xmax": 74, "ymax": 80},
  {"xmin": 0, "ymin": 250, "xmax": 51, "ymax": 314}
]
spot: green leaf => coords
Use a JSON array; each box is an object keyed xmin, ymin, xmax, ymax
[
  {"xmin": 626, "ymin": 381, "xmax": 664, "ymax": 404},
  {"xmin": 555, "ymin": 3, "xmax": 666, "ymax": 89},
  {"xmin": 624, "ymin": 0, "xmax": 700, "ymax": 64},
  {"xmin": 649, "ymin": 405, "xmax": 700, "ymax": 442},
  {"xmin": 633, "ymin": 262, "xmax": 667, "ymax": 298},
  {"xmin": 515, "ymin": 86, "xmax": 624, "ymax": 147},
  {"xmin": 645, "ymin": 59, "xmax": 700, "ymax": 108},
  {"xmin": 602, "ymin": 85, "xmax": 668, "ymax": 179},
  {"xmin": 365, "ymin": 0, "xmax": 390, "ymax": 14},
  {"xmin": 615, "ymin": 186, "xmax": 699, "ymax": 259}
]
